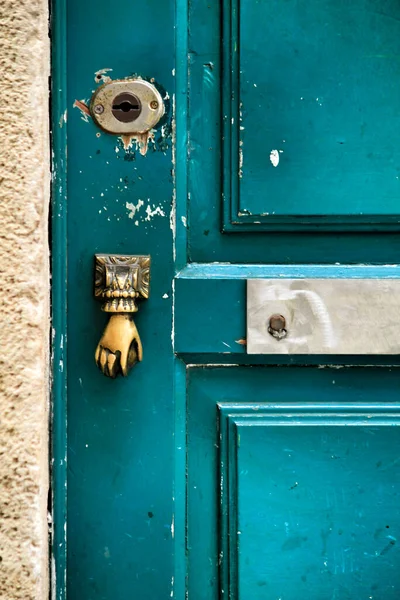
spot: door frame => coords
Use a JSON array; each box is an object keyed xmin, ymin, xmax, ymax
[{"xmin": 51, "ymin": 0, "xmax": 68, "ymax": 597}]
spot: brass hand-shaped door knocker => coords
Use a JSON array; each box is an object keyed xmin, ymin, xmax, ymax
[{"xmin": 94, "ymin": 254, "xmax": 150, "ymax": 378}]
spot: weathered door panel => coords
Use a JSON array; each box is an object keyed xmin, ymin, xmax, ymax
[
  {"xmin": 187, "ymin": 367, "xmax": 400, "ymax": 598},
  {"xmin": 231, "ymin": 0, "xmax": 400, "ymax": 223},
  {"xmin": 187, "ymin": 0, "xmax": 400, "ymax": 263}
]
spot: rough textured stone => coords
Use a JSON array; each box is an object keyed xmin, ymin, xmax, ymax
[{"xmin": 0, "ymin": 0, "xmax": 50, "ymax": 598}]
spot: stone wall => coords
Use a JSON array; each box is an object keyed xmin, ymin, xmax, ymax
[{"xmin": 0, "ymin": 0, "xmax": 50, "ymax": 598}]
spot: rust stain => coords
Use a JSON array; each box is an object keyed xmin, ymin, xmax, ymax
[
  {"xmin": 235, "ymin": 339, "xmax": 247, "ymax": 346},
  {"xmin": 120, "ymin": 131, "xmax": 154, "ymax": 156},
  {"xmin": 73, "ymin": 99, "xmax": 91, "ymax": 117}
]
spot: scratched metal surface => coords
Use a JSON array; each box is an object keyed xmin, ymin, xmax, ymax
[{"xmin": 247, "ymin": 279, "xmax": 400, "ymax": 354}]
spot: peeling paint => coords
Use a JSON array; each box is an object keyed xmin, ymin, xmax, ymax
[
  {"xmin": 145, "ymin": 204, "xmax": 166, "ymax": 221},
  {"xmin": 171, "ymin": 279, "xmax": 175, "ymax": 349},
  {"xmin": 126, "ymin": 199, "xmax": 144, "ymax": 219},
  {"xmin": 170, "ymin": 95, "xmax": 177, "ymax": 260},
  {"xmin": 239, "ymin": 140, "xmax": 244, "ymax": 178},
  {"xmin": 181, "ymin": 216, "xmax": 187, "ymax": 227},
  {"xmin": 58, "ymin": 109, "xmax": 67, "ymax": 128},
  {"xmin": 94, "ymin": 67, "xmax": 113, "ymax": 83},
  {"xmin": 120, "ymin": 131, "xmax": 155, "ymax": 156},
  {"xmin": 239, "ymin": 102, "xmax": 244, "ymax": 177},
  {"xmin": 270, "ymin": 149, "xmax": 280, "ymax": 167}
]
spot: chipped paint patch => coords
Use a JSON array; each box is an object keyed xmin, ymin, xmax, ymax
[
  {"xmin": 120, "ymin": 131, "xmax": 155, "ymax": 156},
  {"xmin": 126, "ymin": 199, "xmax": 144, "ymax": 219},
  {"xmin": 181, "ymin": 216, "xmax": 187, "ymax": 227},
  {"xmin": 125, "ymin": 199, "xmax": 167, "ymax": 223},
  {"xmin": 170, "ymin": 95, "xmax": 176, "ymax": 242},
  {"xmin": 94, "ymin": 68, "xmax": 113, "ymax": 84},
  {"xmin": 270, "ymin": 149, "xmax": 280, "ymax": 167},
  {"xmin": 59, "ymin": 109, "xmax": 67, "ymax": 128},
  {"xmin": 145, "ymin": 204, "xmax": 166, "ymax": 221},
  {"xmin": 239, "ymin": 140, "xmax": 244, "ymax": 178}
]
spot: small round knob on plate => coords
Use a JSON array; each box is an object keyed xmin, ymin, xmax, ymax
[{"xmin": 268, "ymin": 314, "xmax": 287, "ymax": 340}]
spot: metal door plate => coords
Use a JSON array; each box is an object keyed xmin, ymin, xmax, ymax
[{"xmin": 247, "ymin": 279, "xmax": 400, "ymax": 355}]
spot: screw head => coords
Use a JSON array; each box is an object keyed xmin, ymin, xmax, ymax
[
  {"xmin": 269, "ymin": 314, "xmax": 286, "ymax": 331},
  {"xmin": 94, "ymin": 104, "xmax": 104, "ymax": 115},
  {"xmin": 268, "ymin": 314, "xmax": 287, "ymax": 340},
  {"xmin": 150, "ymin": 100, "xmax": 159, "ymax": 109}
]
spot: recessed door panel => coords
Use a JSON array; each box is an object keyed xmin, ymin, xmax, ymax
[
  {"xmin": 222, "ymin": 413, "xmax": 400, "ymax": 599},
  {"xmin": 187, "ymin": 366, "xmax": 400, "ymax": 598},
  {"xmin": 223, "ymin": 0, "xmax": 400, "ymax": 229}
]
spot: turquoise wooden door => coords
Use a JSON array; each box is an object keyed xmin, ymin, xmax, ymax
[{"xmin": 52, "ymin": 0, "xmax": 400, "ymax": 598}]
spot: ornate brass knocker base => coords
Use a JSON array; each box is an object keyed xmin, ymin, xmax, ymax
[{"xmin": 94, "ymin": 254, "xmax": 150, "ymax": 378}]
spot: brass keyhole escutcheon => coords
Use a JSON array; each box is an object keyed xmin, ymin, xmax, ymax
[
  {"xmin": 111, "ymin": 92, "xmax": 142, "ymax": 123},
  {"xmin": 90, "ymin": 78, "xmax": 165, "ymax": 135}
]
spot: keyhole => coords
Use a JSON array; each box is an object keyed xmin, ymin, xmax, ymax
[{"xmin": 111, "ymin": 93, "xmax": 142, "ymax": 123}]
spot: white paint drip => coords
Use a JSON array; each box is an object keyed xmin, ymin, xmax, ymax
[
  {"xmin": 270, "ymin": 149, "xmax": 280, "ymax": 167},
  {"xmin": 126, "ymin": 199, "xmax": 144, "ymax": 219}
]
